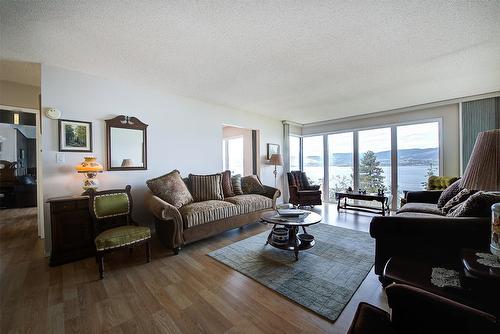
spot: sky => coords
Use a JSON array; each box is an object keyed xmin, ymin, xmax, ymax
[{"xmin": 302, "ymin": 121, "xmax": 439, "ymax": 156}]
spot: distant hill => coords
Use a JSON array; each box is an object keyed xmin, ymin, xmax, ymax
[{"xmin": 304, "ymin": 148, "xmax": 438, "ymax": 167}]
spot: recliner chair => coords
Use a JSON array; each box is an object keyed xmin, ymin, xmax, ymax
[{"xmin": 287, "ymin": 171, "xmax": 322, "ymax": 207}]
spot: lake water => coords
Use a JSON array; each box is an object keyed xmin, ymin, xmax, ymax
[{"xmin": 304, "ymin": 165, "xmax": 436, "ymax": 198}]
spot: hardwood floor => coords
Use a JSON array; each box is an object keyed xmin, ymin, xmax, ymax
[{"xmin": 0, "ymin": 204, "xmax": 388, "ymax": 334}]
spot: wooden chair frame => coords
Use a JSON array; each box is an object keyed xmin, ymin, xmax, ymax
[{"xmin": 88, "ymin": 185, "xmax": 151, "ymax": 279}]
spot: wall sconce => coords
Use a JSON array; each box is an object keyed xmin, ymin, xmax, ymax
[{"xmin": 13, "ymin": 113, "xmax": 19, "ymax": 125}]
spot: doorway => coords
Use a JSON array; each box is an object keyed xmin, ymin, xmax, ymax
[{"xmin": 222, "ymin": 125, "xmax": 259, "ymax": 176}]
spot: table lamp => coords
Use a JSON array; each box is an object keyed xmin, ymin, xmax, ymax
[
  {"xmin": 270, "ymin": 153, "xmax": 283, "ymax": 188},
  {"xmin": 75, "ymin": 157, "xmax": 103, "ymax": 193},
  {"xmin": 121, "ymin": 159, "xmax": 134, "ymax": 167},
  {"xmin": 460, "ymin": 129, "xmax": 499, "ymax": 260}
]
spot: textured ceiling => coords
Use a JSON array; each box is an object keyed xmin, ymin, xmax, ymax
[{"xmin": 1, "ymin": 1, "xmax": 500, "ymax": 123}]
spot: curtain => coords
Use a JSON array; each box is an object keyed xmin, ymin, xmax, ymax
[{"xmin": 282, "ymin": 122, "xmax": 290, "ymax": 202}]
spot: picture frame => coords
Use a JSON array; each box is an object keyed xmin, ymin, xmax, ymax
[
  {"xmin": 58, "ymin": 119, "xmax": 93, "ymax": 152},
  {"xmin": 267, "ymin": 143, "xmax": 280, "ymax": 160}
]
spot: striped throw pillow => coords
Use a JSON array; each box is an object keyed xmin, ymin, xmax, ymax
[
  {"xmin": 189, "ymin": 173, "xmax": 224, "ymax": 202},
  {"xmin": 231, "ymin": 174, "xmax": 244, "ymax": 195}
]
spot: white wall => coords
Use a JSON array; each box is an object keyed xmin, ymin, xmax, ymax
[
  {"xmin": 41, "ymin": 65, "xmax": 283, "ymax": 252},
  {"xmin": 301, "ymin": 104, "xmax": 460, "ymax": 176},
  {"xmin": 222, "ymin": 126, "xmax": 254, "ymax": 176}
]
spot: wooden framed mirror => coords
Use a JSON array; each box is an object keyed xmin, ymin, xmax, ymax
[{"xmin": 105, "ymin": 115, "xmax": 148, "ymax": 170}]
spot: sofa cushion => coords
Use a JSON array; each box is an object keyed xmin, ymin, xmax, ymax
[
  {"xmin": 396, "ymin": 212, "xmax": 445, "ymax": 218},
  {"xmin": 179, "ymin": 200, "xmax": 239, "ymax": 228},
  {"xmin": 447, "ymin": 191, "xmax": 500, "ymax": 218},
  {"xmin": 146, "ymin": 170, "xmax": 193, "ymax": 208},
  {"xmin": 189, "ymin": 173, "xmax": 224, "ymax": 202},
  {"xmin": 231, "ymin": 174, "xmax": 244, "ymax": 195},
  {"xmin": 397, "ymin": 203, "xmax": 444, "ymax": 216},
  {"xmin": 437, "ymin": 179, "xmax": 461, "ymax": 208},
  {"xmin": 241, "ymin": 175, "xmax": 265, "ymax": 194},
  {"xmin": 224, "ymin": 194, "xmax": 273, "ymax": 214},
  {"xmin": 221, "ymin": 170, "xmax": 235, "ymax": 197},
  {"xmin": 441, "ymin": 189, "xmax": 476, "ymax": 214}
]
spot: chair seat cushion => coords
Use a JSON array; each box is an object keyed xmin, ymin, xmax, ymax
[
  {"xmin": 298, "ymin": 190, "xmax": 322, "ymax": 196},
  {"xmin": 179, "ymin": 200, "xmax": 239, "ymax": 228},
  {"xmin": 95, "ymin": 225, "xmax": 151, "ymax": 251},
  {"xmin": 224, "ymin": 194, "xmax": 273, "ymax": 214},
  {"xmin": 397, "ymin": 203, "xmax": 444, "ymax": 216}
]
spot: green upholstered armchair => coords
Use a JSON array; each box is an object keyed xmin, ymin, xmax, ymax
[
  {"xmin": 88, "ymin": 185, "xmax": 151, "ymax": 279},
  {"xmin": 400, "ymin": 176, "xmax": 460, "ymax": 207}
]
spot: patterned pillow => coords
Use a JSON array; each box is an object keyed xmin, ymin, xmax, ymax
[
  {"xmin": 221, "ymin": 170, "xmax": 234, "ymax": 197},
  {"xmin": 447, "ymin": 192, "xmax": 500, "ymax": 217},
  {"xmin": 437, "ymin": 179, "xmax": 462, "ymax": 208},
  {"xmin": 146, "ymin": 170, "xmax": 193, "ymax": 208},
  {"xmin": 231, "ymin": 174, "xmax": 244, "ymax": 195},
  {"xmin": 441, "ymin": 189, "xmax": 475, "ymax": 214},
  {"xmin": 241, "ymin": 175, "xmax": 265, "ymax": 194},
  {"xmin": 189, "ymin": 173, "xmax": 224, "ymax": 201}
]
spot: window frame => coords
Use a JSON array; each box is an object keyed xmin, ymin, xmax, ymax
[{"xmin": 297, "ymin": 118, "xmax": 443, "ymax": 208}]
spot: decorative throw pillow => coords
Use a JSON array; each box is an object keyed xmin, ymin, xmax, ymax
[
  {"xmin": 447, "ymin": 191, "xmax": 500, "ymax": 217},
  {"xmin": 189, "ymin": 173, "xmax": 224, "ymax": 201},
  {"xmin": 241, "ymin": 175, "xmax": 265, "ymax": 194},
  {"xmin": 221, "ymin": 170, "xmax": 235, "ymax": 197},
  {"xmin": 146, "ymin": 170, "xmax": 193, "ymax": 208},
  {"xmin": 231, "ymin": 174, "xmax": 244, "ymax": 195},
  {"xmin": 437, "ymin": 179, "xmax": 462, "ymax": 208},
  {"xmin": 441, "ymin": 189, "xmax": 475, "ymax": 214}
]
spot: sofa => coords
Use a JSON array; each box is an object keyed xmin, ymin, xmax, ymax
[
  {"xmin": 370, "ymin": 185, "xmax": 494, "ymax": 279},
  {"xmin": 145, "ymin": 170, "xmax": 280, "ymax": 253},
  {"xmin": 400, "ymin": 175, "xmax": 460, "ymax": 207}
]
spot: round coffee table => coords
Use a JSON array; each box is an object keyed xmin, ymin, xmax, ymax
[{"xmin": 260, "ymin": 211, "xmax": 322, "ymax": 260}]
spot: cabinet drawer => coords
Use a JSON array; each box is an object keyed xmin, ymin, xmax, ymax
[{"xmin": 51, "ymin": 200, "xmax": 77, "ymax": 212}]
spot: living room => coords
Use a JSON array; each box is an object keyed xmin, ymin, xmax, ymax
[{"xmin": 1, "ymin": 2, "xmax": 499, "ymax": 333}]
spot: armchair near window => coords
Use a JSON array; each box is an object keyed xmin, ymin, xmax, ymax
[{"xmin": 287, "ymin": 171, "xmax": 322, "ymax": 207}]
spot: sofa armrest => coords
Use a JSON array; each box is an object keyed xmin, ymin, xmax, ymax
[
  {"xmin": 263, "ymin": 185, "xmax": 281, "ymax": 209},
  {"xmin": 404, "ymin": 190, "xmax": 443, "ymax": 204},
  {"xmin": 144, "ymin": 191, "xmax": 184, "ymax": 248},
  {"xmin": 370, "ymin": 216, "xmax": 490, "ymax": 275}
]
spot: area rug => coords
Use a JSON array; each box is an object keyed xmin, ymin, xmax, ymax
[{"xmin": 208, "ymin": 224, "xmax": 375, "ymax": 322}]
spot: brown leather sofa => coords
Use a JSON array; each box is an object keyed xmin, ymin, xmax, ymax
[
  {"xmin": 146, "ymin": 182, "xmax": 280, "ymax": 254},
  {"xmin": 287, "ymin": 171, "xmax": 322, "ymax": 207},
  {"xmin": 370, "ymin": 190, "xmax": 491, "ymax": 279}
]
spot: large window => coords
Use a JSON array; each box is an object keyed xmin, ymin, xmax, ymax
[
  {"xmin": 328, "ymin": 132, "xmax": 353, "ymax": 200},
  {"xmin": 303, "ymin": 136, "xmax": 324, "ymax": 188},
  {"xmin": 397, "ymin": 122, "xmax": 439, "ymax": 200},
  {"xmin": 358, "ymin": 128, "xmax": 392, "ymax": 194},
  {"xmin": 289, "ymin": 135, "xmax": 301, "ymax": 171},
  {"xmin": 222, "ymin": 136, "xmax": 244, "ymax": 175}
]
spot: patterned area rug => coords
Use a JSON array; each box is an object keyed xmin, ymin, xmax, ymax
[{"xmin": 208, "ymin": 223, "xmax": 375, "ymax": 322}]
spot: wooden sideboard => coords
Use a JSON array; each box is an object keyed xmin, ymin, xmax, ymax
[{"xmin": 47, "ymin": 195, "xmax": 95, "ymax": 266}]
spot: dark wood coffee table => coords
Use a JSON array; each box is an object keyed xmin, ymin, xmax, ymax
[
  {"xmin": 260, "ymin": 211, "xmax": 322, "ymax": 260},
  {"xmin": 335, "ymin": 191, "xmax": 389, "ymax": 215}
]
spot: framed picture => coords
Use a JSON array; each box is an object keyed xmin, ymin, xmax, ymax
[
  {"xmin": 58, "ymin": 119, "xmax": 93, "ymax": 152},
  {"xmin": 267, "ymin": 143, "xmax": 280, "ymax": 160}
]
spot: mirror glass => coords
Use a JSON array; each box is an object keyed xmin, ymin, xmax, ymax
[{"xmin": 110, "ymin": 127, "xmax": 144, "ymax": 168}]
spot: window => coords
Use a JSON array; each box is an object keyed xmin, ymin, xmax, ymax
[
  {"xmin": 302, "ymin": 136, "xmax": 324, "ymax": 188},
  {"xmin": 328, "ymin": 132, "xmax": 354, "ymax": 200},
  {"xmin": 289, "ymin": 136, "xmax": 300, "ymax": 171},
  {"xmin": 397, "ymin": 122, "xmax": 439, "ymax": 200},
  {"xmin": 358, "ymin": 128, "xmax": 392, "ymax": 194},
  {"xmin": 222, "ymin": 136, "xmax": 244, "ymax": 175}
]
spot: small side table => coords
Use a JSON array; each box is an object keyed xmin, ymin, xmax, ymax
[{"xmin": 461, "ymin": 249, "xmax": 500, "ymax": 317}]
